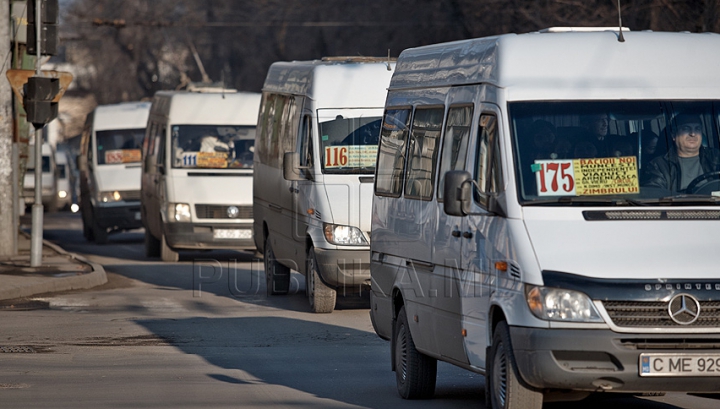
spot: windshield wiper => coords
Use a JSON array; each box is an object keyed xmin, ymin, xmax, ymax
[{"xmin": 649, "ymin": 195, "xmax": 720, "ymax": 206}]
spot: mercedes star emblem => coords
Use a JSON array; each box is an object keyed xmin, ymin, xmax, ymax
[
  {"xmin": 227, "ymin": 206, "xmax": 239, "ymax": 219},
  {"xmin": 668, "ymin": 293, "xmax": 701, "ymax": 325}
]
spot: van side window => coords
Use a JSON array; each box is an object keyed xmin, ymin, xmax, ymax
[
  {"xmin": 280, "ymin": 96, "xmax": 298, "ymax": 165},
  {"xmin": 156, "ymin": 125, "xmax": 166, "ymax": 166},
  {"xmin": 475, "ymin": 114, "xmax": 502, "ymax": 206},
  {"xmin": 375, "ymin": 108, "xmax": 412, "ymax": 197},
  {"xmin": 257, "ymin": 94, "xmax": 288, "ymax": 168},
  {"xmin": 299, "ymin": 115, "xmax": 313, "ymax": 167},
  {"xmin": 404, "ymin": 107, "xmax": 444, "ymax": 200},
  {"xmin": 437, "ymin": 105, "xmax": 473, "ymax": 201}
]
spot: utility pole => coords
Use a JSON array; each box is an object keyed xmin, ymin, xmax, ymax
[{"xmin": 0, "ymin": 1, "xmax": 16, "ymax": 256}]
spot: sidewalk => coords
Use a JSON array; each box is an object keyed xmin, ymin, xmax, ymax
[{"xmin": 0, "ymin": 231, "xmax": 107, "ymax": 302}]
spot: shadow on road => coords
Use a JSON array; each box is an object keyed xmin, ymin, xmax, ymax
[{"xmin": 137, "ymin": 316, "xmax": 483, "ymax": 409}]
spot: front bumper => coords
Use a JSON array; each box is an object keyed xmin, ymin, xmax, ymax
[
  {"xmin": 95, "ymin": 202, "xmax": 142, "ymax": 230},
  {"xmin": 314, "ymin": 247, "xmax": 370, "ymax": 289},
  {"xmin": 164, "ymin": 222, "xmax": 255, "ymax": 250},
  {"xmin": 511, "ymin": 326, "xmax": 720, "ymax": 393}
]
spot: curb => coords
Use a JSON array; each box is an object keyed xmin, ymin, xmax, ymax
[{"xmin": 0, "ymin": 233, "xmax": 108, "ymax": 301}]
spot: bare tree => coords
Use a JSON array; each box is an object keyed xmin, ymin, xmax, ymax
[{"xmin": 61, "ymin": 0, "xmax": 720, "ymax": 104}]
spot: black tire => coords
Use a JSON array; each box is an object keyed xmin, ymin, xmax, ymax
[
  {"xmin": 394, "ymin": 305, "xmax": 437, "ymax": 399},
  {"xmin": 488, "ymin": 321, "xmax": 543, "ymax": 409},
  {"xmin": 264, "ymin": 235, "xmax": 290, "ymax": 295},
  {"xmin": 306, "ymin": 247, "xmax": 336, "ymax": 313},
  {"xmin": 92, "ymin": 212, "xmax": 108, "ymax": 245},
  {"xmin": 82, "ymin": 209, "xmax": 93, "ymax": 241},
  {"xmin": 160, "ymin": 232, "xmax": 179, "ymax": 262},
  {"xmin": 145, "ymin": 229, "xmax": 161, "ymax": 258}
]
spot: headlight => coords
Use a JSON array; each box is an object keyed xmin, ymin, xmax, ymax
[
  {"xmin": 167, "ymin": 203, "xmax": 191, "ymax": 222},
  {"xmin": 323, "ymin": 223, "xmax": 368, "ymax": 245},
  {"xmin": 99, "ymin": 191, "xmax": 122, "ymax": 202},
  {"xmin": 526, "ymin": 286, "xmax": 603, "ymax": 323},
  {"xmin": 58, "ymin": 190, "xmax": 68, "ymax": 199}
]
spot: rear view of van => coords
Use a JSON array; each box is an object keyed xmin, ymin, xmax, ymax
[
  {"xmin": 79, "ymin": 102, "xmax": 150, "ymax": 244},
  {"xmin": 141, "ymin": 89, "xmax": 261, "ymax": 262}
]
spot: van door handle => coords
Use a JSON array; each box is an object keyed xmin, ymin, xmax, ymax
[
  {"xmin": 451, "ymin": 230, "xmax": 461, "ymax": 238},
  {"xmin": 462, "ymin": 231, "xmax": 473, "ymax": 239}
]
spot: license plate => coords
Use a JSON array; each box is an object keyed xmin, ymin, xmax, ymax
[
  {"xmin": 640, "ymin": 353, "xmax": 720, "ymax": 377},
  {"xmin": 213, "ymin": 229, "xmax": 252, "ymax": 239}
]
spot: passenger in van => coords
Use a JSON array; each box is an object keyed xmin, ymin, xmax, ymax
[
  {"xmin": 525, "ymin": 120, "xmax": 571, "ymax": 160},
  {"xmin": 200, "ymin": 134, "xmax": 230, "ymax": 153},
  {"xmin": 580, "ymin": 113, "xmax": 611, "ymax": 156},
  {"xmin": 643, "ymin": 114, "xmax": 720, "ymax": 192},
  {"xmin": 638, "ymin": 131, "xmax": 662, "ymax": 171}
]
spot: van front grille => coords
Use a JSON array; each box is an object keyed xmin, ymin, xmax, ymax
[
  {"xmin": 603, "ymin": 300, "xmax": 720, "ymax": 328},
  {"xmin": 195, "ymin": 204, "xmax": 253, "ymax": 219},
  {"xmin": 119, "ymin": 190, "xmax": 141, "ymax": 201}
]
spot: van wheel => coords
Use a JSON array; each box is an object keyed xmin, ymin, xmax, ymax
[
  {"xmin": 394, "ymin": 305, "xmax": 436, "ymax": 399},
  {"xmin": 92, "ymin": 212, "xmax": 108, "ymax": 244},
  {"xmin": 307, "ymin": 247, "xmax": 336, "ymax": 313},
  {"xmin": 160, "ymin": 232, "xmax": 179, "ymax": 262},
  {"xmin": 82, "ymin": 209, "xmax": 93, "ymax": 241},
  {"xmin": 489, "ymin": 321, "xmax": 543, "ymax": 409},
  {"xmin": 264, "ymin": 235, "xmax": 290, "ymax": 295},
  {"xmin": 145, "ymin": 229, "xmax": 161, "ymax": 258}
]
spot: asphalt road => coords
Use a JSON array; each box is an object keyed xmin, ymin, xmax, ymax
[{"xmin": 1, "ymin": 212, "xmax": 718, "ymax": 408}]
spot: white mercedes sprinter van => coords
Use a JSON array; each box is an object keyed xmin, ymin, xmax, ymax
[
  {"xmin": 79, "ymin": 102, "xmax": 150, "ymax": 244},
  {"xmin": 370, "ymin": 29, "xmax": 720, "ymax": 407},
  {"xmin": 254, "ymin": 57, "xmax": 395, "ymax": 312},
  {"xmin": 141, "ymin": 89, "xmax": 261, "ymax": 262}
]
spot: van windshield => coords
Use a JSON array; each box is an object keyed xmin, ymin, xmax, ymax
[
  {"xmin": 318, "ymin": 108, "xmax": 382, "ymax": 174},
  {"xmin": 96, "ymin": 128, "xmax": 145, "ymax": 165},
  {"xmin": 510, "ymin": 101, "xmax": 720, "ymax": 205},
  {"xmin": 171, "ymin": 125, "xmax": 256, "ymax": 169}
]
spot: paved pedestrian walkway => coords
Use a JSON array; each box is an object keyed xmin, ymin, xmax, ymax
[{"xmin": 0, "ymin": 231, "xmax": 106, "ymax": 302}]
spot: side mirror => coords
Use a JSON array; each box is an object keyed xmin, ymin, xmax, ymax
[
  {"xmin": 283, "ymin": 152, "xmax": 306, "ymax": 181},
  {"xmin": 443, "ymin": 170, "xmax": 472, "ymax": 216}
]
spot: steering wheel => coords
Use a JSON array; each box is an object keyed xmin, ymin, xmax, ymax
[{"xmin": 685, "ymin": 170, "xmax": 720, "ymax": 194}]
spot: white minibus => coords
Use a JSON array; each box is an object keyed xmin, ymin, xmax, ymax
[
  {"xmin": 141, "ymin": 89, "xmax": 261, "ymax": 262},
  {"xmin": 254, "ymin": 57, "xmax": 395, "ymax": 312},
  {"xmin": 370, "ymin": 28, "xmax": 720, "ymax": 407},
  {"xmin": 79, "ymin": 102, "xmax": 150, "ymax": 244}
]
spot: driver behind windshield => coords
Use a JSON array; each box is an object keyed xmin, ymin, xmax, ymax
[{"xmin": 643, "ymin": 114, "xmax": 720, "ymax": 193}]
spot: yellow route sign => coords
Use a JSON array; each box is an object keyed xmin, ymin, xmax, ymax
[{"xmin": 5, "ymin": 69, "xmax": 73, "ymax": 103}]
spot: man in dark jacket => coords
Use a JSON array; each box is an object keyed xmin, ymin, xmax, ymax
[{"xmin": 643, "ymin": 114, "xmax": 720, "ymax": 193}]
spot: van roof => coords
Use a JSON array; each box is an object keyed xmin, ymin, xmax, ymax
[
  {"xmin": 390, "ymin": 30, "xmax": 720, "ymax": 100},
  {"xmin": 93, "ymin": 101, "xmax": 151, "ymax": 131},
  {"xmin": 150, "ymin": 91, "xmax": 261, "ymax": 125},
  {"xmin": 262, "ymin": 58, "xmax": 395, "ymax": 108}
]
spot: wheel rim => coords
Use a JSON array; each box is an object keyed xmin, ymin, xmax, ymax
[
  {"xmin": 396, "ymin": 323, "xmax": 408, "ymax": 384},
  {"xmin": 493, "ymin": 342, "xmax": 508, "ymax": 408}
]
